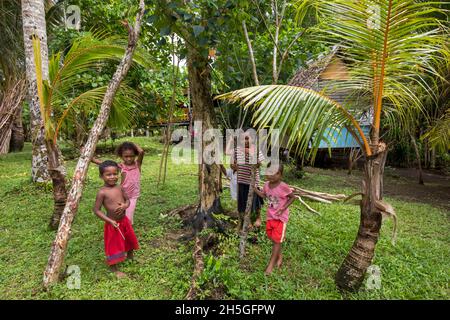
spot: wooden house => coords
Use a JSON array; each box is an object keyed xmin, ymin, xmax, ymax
[{"xmin": 287, "ymin": 46, "xmax": 372, "ymax": 168}]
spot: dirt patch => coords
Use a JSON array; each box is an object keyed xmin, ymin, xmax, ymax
[{"xmin": 303, "ymin": 167, "xmax": 450, "ymax": 212}]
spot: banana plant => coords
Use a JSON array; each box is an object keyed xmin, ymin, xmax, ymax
[
  {"xmin": 33, "ymin": 32, "xmax": 151, "ymax": 229},
  {"xmin": 218, "ymin": 0, "xmax": 448, "ymax": 292}
]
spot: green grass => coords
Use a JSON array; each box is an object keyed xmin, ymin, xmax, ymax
[{"xmin": 0, "ymin": 137, "xmax": 448, "ymax": 299}]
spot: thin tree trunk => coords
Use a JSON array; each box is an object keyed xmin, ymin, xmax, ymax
[
  {"xmin": 158, "ymin": 36, "xmax": 180, "ymax": 186},
  {"xmin": 430, "ymin": 148, "xmax": 436, "ymax": 169},
  {"xmin": 272, "ymin": 1, "xmax": 280, "ymax": 84},
  {"xmin": 21, "ymin": 0, "xmax": 50, "ymax": 182},
  {"xmin": 10, "ymin": 104, "xmax": 25, "ymax": 152},
  {"xmin": 271, "ymin": 0, "xmax": 286, "ymax": 84},
  {"xmin": 42, "ymin": 0, "xmax": 145, "ymax": 288},
  {"xmin": 242, "ymin": 20, "xmax": 259, "ymax": 86},
  {"xmin": 186, "ymin": 45, "xmax": 222, "ymax": 232},
  {"xmin": 410, "ymin": 132, "xmax": 424, "ymax": 185},
  {"xmin": 335, "ymin": 143, "xmax": 387, "ymax": 292},
  {"xmin": 46, "ymin": 140, "xmax": 68, "ymax": 229}
]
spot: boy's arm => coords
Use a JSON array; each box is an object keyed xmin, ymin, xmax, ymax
[
  {"xmin": 93, "ymin": 191, "xmax": 117, "ymax": 227},
  {"xmin": 136, "ymin": 144, "xmax": 145, "ymax": 169},
  {"xmin": 91, "ymin": 156, "xmax": 102, "ymax": 165}
]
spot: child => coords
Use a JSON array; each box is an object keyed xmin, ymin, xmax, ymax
[
  {"xmin": 234, "ymin": 133, "xmax": 265, "ymax": 230},
  {"xmin": 92, "ymin": 141, "xmax": 144, "ymax": 224},
  {"xmin": 93, "ymin": 160, "xmax": 139, "ymax": 278},
  {"xmin": 220, "ymin": 163, "xmax": 237, "ymax": 201},
  {"xmin": 254, "ymin": 163, "xmax": 295, "ymax": 275}
]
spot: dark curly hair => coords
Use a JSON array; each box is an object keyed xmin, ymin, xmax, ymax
[
  {"xmin": 99, "ymin": 160, "xmax": 120, "ymax": 175},
  {"xmin": 116, "ymin": 141, "xmax": 139, "ymax": 157},
  {"xmin": 267, "ymin": 161, "xmax": 283, "ymax": 175}
]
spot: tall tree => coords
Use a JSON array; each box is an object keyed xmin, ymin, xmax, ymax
[
  {"xmin": 154, "ymin": 0, "xmax": 238, "ymax": 231},
  {"xmin": 0, "ymin": 0, "xmax": 26, "ymax": 154},
  {"xmin": 21, "ymin": 0, "xmax": 50, "ymax": 182},
  {"xmin": 219, "ymin": 0, "xmax": 447, "ymax": 292},
  {"xmin": 43, "ymin": 0, "xmax": 146, "ymax": 288}
]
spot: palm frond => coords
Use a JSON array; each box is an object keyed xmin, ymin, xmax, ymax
[
  {"xmin": 32, "ymin": 31, "xmax": 152, "ymax": 142},
  {"xmin": 217, "ymin": 85, "xmax": 371, "ymax": 159},
  {"xmin": 331, "ymin": 1, "xmax": 445, "ymax": 126},
  {"xmin": 421, "ymin": 108, "xmax": 450, "ymax": 152},
  {"xmin": 48, "ymin": 32, "xmax": 152, "ymax": 107},
  {"xmin": 302, "ymin": 0, "xmax": 448, "ymax": 141}
]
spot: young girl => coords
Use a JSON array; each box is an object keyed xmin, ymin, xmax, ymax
[
  {"xmin": 254, "ymin": 163, "xmax": 295, "ymax": 275},
  {"xmin": 92, "ymin": 141, "xmax": 144, "ymax": 224}
]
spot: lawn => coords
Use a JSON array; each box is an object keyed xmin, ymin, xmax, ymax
[{"xmin": 0, "ymin": 136, "xmax": 448, "ymax": 299}]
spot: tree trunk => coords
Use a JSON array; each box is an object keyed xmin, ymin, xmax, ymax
[
  {"xmin": 335, "ymin": 143, "xmax": 387, "ymax": 292},
  {"xmin": 430, "ymin": 148, "xmax": 436, "ymax": 169},
  {"xmin": 42, "ymin": 0, "xmax": 145, "ymax": 288},
  {"xmin": 0, "ymin": 76, "xmax": 26, "ymax": 154},
  {"xmin": 186, "ymin": 45, "xmax": 222, "ymax": 233},
  {"xmin": 10, "ymin": 105, "xmax": 25, "ymax": 152},
  {"xmin": 21, "ymin": 0, "xmax": 50, "ymax": 182},
  {"xmin": 46, "ymin": 140, "xmax": 68, "ymax": 230},
  {"xmin": 242, "ymin": 20, "xmax": 259, "ymax": 86},
  {"xmin": 410, "ymin": 132, "xmax": 424, "ymax": 185}
]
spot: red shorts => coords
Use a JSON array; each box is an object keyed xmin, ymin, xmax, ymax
[
  {"xmin": 104, "ymin": 216, "xmax": 139, "ymax": 265},
  {"xmin": 266, "ymin": 219, "xmax": 287, "ymax": 243}
]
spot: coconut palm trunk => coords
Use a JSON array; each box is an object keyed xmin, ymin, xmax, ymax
[
  {"xmin": 21, "ymin": 0, "xmax": 50, "ymax": 182},
  {"xmin": 31, "ymin": 35, "xmax": 68, "ymax": 229},
  {"xmin": 46, "ymin": 140, "xmax": 68, "ymax": 229},
  {"xmin": 335, "ymin": 143, "xmax": 387, "ymax": 291}
]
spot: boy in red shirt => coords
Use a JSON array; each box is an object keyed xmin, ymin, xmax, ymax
[{"xmin": 254, "ymin": 163, "xmax": 295, "ymax": 274}]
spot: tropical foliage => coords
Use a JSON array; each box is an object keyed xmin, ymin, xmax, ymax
[{"xmin": 32, "ymin": 32, "xmax": 151, "ymax": 144}]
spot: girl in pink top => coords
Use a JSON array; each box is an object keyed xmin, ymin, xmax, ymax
[
  {"xmin": 254, "ymin": 163, "xmax": 295, "ymax": 275},
  {"xmin": 92, "ymin": 142, "xmax": 144, "ymax": 225}
]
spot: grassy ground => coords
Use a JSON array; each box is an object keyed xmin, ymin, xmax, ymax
[{"xmin": 0, "ymin": 137, "xmax": 448, "ymax": 299}]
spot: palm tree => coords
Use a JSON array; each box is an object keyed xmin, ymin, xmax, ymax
[
  {"xmin": 219, "ymin": 0, "xmax": 447, "ymax": 292},
  {"xmin": 21, "ymin": 0, "xmax": 52, "ymax": 182},
  {"xmin": 32, "ymin": 32, "xmax": 148, "ymax": 229},
  {"xmin": 0, "ymin": 0, "xmax": 26, "ymax": 154}
]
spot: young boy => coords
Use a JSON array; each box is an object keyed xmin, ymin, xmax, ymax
[
  {"xmin": 254, "ymin": 163, "xmax": 295, "ymax": 275},
  {"xmin": 93, "ymin": 160, "xmax": 139, "ymax": 278}
]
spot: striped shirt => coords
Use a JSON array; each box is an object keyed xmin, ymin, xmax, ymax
[{"xmin": 234, "ymin": 147, "xmax": 265, "ymax": 185}]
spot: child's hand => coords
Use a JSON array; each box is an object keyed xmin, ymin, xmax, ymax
[
  {"xmin": 110, "ymin": 220, "xmax": 119, "ymax": 228},
  {"xmin": 275, "ymin": 207, "xmax": 285, "ymax": 216},
  {"xmin": 115, "ymin": 202, "xmax": 127, "ymax": 215}
]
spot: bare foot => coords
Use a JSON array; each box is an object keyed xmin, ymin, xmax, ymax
[
  {"xmin": 264, "ymin": 266, "xmax": 274, "ymax": 275},
  {"xmin": 276, "ymin": 256, "xmax": 283, "ymax": 269},
  {"xmin": 127, "ymin": 251, "xmax": 134, "ymax": 260},
  {"xmin": 114, "ymin": 271, "xmax": 127, "ymax": 279}
]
